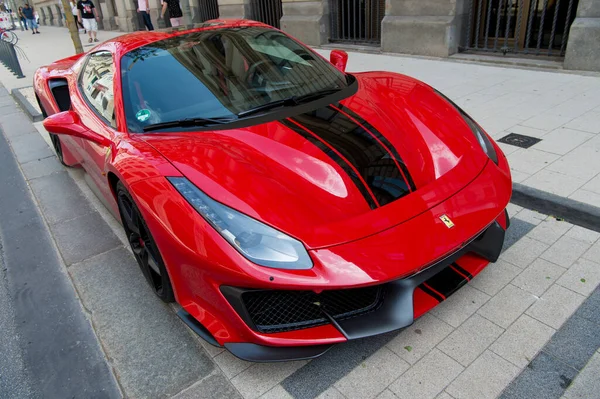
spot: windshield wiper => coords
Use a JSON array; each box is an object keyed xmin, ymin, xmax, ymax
[
  {"xmin": 238, "ymin": 87, "xmax": 342, "ymax": 118},
  {"xmin": 143, "ymin": 116, "xmax": 237, "ymax": 132}
]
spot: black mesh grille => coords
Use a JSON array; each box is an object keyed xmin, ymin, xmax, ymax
[{"xmin": 241, "ymin": 285, "xmax": 384, "ymax": 333}]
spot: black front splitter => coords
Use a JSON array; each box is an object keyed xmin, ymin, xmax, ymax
[{"xmin": 181, "ymin": 218, "xmax": 507, "ymax": 362}]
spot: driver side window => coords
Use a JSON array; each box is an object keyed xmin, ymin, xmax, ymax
[{"xmin": 80, "ymin": 51, "xmax": 116, "ymax": 128}]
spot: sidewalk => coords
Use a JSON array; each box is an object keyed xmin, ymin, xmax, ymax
[
  {"xmin": 4, "ymin": 26, "xmax": 600, "ymax": 209},
  {"xmin": 1, "ymin": 25, "xmax": 600, "ymax": 399}
]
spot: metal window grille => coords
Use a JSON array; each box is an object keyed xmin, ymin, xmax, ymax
[
  {"xmin": 198, "ymin": 0, "xmax": 219, "ymax": 22},
  {"xmin": 250, "ymin": 0, "xmax": 283, "ymax": 29},
  {"xmin": 330, "ymin": 0, "xmax": 385, "ymax": 45},
  {"xmin": 463, "ymin": 0, "xmax": 578, "ymax": 57}
]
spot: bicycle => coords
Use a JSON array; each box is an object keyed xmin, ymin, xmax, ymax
[{"xmin": 0, "ymin": 28, "xmax": 18, "ymax": 45}]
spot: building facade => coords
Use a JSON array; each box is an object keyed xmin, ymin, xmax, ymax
[{"xmin": 31, "ymin": 0, "xmax": 600, "ymax": 72}]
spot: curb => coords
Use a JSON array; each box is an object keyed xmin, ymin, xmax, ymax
[
  {"xmin": 511, "ymin": 182, "xmax": 600, "ymax": 233},
  {"xmin": 11, "ymin": 87, "xmax": 43, "ymax": 122}
]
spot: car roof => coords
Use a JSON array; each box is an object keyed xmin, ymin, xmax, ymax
[{"xmin": 105, "ymin": 19, "xmax": 274, "ymax": 55}]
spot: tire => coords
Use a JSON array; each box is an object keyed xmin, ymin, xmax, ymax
[
  {"xmin": 49, "ymin": 133, "xmax": 70, "ymax": 167},
  {"xmin": 116, "ymin": 181, "xmax": 175, "ymax": 303}
]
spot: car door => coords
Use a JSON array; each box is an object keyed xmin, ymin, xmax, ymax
[{"xmin": 72, "ymin": 50, "xmax": 118, "ymax": 206}]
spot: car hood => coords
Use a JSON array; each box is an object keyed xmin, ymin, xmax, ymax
[{"xmin": 142, "ymin": 72, "xmax": 489, "ymax": 249}]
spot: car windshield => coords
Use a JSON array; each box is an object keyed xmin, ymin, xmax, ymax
[{"xmin": 120, "ymin": 26, "xmax": 349, "ymax": 132}]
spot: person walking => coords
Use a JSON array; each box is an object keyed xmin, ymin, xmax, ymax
[
  {"xmin": 21, "ymin": 4, "xmax": 39, "ymax": 34},
  {"xmin": 160, "ymin": 0, "xmax": 183, "ymax": 27},
  {"xmin": 137, "ymin": 0, "xmax": 154, "ymax": 31},
  {"xmin": 71, "ymin": 1, "xmax": 86, "ymax": 33},
  {"xmin": 18, "ymin": 7, "xmax": 28, "ymax": 31},
  {"xmin": 77, "ymin": 0, "xmax": 100, "ymax": 43}
]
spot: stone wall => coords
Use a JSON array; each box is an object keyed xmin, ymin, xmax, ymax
[{"xmin": 564, "ymin": 0, "xmax": 600, "ymax": 71}]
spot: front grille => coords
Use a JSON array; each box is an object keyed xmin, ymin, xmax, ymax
[{"xmin": 241, "ymin": 285, "xmax": 384, "ymax": 333}]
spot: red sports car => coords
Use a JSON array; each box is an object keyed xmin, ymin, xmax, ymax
[{"xmin": 35, "ymin": 20, "xmax": 511, "ymax": 362}]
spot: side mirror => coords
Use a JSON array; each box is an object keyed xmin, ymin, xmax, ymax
[
  {"xmin": 330, "ymin": 49, "xmax": 348, "ymax": 72},
  {"xmin": 43, "ymin": 110, "xmax": 110, "ymax": 146}
]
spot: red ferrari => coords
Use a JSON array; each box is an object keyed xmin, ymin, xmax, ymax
[{"xmin": 35, "ymin": 20, "xmax": 511, "ymax": 362}]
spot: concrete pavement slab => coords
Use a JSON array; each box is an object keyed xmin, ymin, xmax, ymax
[
  {"xmin": 50, "ymin": 211, "xmax": 122, "ymax": 265},
  {"xmin": 500, "ymin": 351, "xmax": 578, "ymax": 399},
  {"xmin": 8, "ymin": 131, "xmax": 54, "ymax": 164},
  {"xmin": 172, "ymin": 371, "xmax": 242, "ymax": 399},
  {"xmin": 20, "ymin": 155, "xmax": 64, "ymax": 180},
  {"xmin": 69, "ymin": 246, "xmax": 214, "ymax": 398},
  {"xmin": 562, "ymin": 352, "xmax": 600, "ymax": 399},
  {"xmin": 526, "ymin": 285, "xmax": 586, "ymax": 329},
  {"xmin": 573, "ymin": 286, "xmax": 600, "ymax": 325},
  {"xmin": 544, "ymin": 315, "xmax": 600, "ymax": 371},
  {"xmin": 28, "ymin": 171, "xmax": 95, "ymax": 225}
]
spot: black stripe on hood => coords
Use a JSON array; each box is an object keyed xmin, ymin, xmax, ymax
[{"xmin": 286, "ymin": 104, "xmax": 414, "ymax": 208}]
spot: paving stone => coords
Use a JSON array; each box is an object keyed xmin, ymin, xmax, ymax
[
  {"xmin": 573, "ymin": 286, "xmax": 600, "ymax": 326},
  {"xmin": 512, "ymin": 258, "xmax": 566, "ymax": 297},
  {"xmin": 506, "ymin": 203, "xmax": 523, "ymax": 217},
  {"xmin": 469, "ymin": 259, "xmax": 522, "ymax": 296},
  {"xmin": 581, "ymin": 241, "xmax": 600, "ymax": 263},
  {"xmin": 490, "ymin": 314, "xmax": 555, "ymax": 368},
  {"xmin": 389, "ymin": 349, "xmax": 463, "ymax": 399},
  {"xmin": 526, "ymin": 285, "xmax": 586, "ymax": 329},
  {"xmin": 556, "ymin": 258, "xmax": 600, "ymax": 296},
  {"xmin": 446, "ymin": 350, "xmax": 520, "ymax": 399},
  {"xmin": 430, "ymin": 285, "xmax": 490, "ymax": 328},
  {"xmin": 20, "ymin": 155, "xmax": 63, "ymax": 180},
  {"xmin": 501, "ymin": 237, "xmax": 549, "ymax": 269},
  {"xmin": 386, "ymin": 313, "xmax": 454, "ymax": 365},
  {"xmin": 51, "ymin": 211, "xmax": 122, "ymax": 265},
  {"xmin": 500, "ymin": 351, "xmax": 578, "ymax": 399},
  {"xmin": 260, "ymin": 384, "xmax": 294, "ymax": 399},
  {"xmin": 514, "ymin": 209, "xmax": 546, "ymax": 226},
  {"xmin": 562, "ymin": 352, "xmax": 600, "ymax": 399},
  {"xmin": 334, "ymin": 347, "xmax": 409, "ymax": 399},
  {"xmin": 565, "ymin": 225, "xmax": 600, "ymax": 245},
  {"xmin": 540, "ymin": 236, "xmax": 591, "ymax": 268},
  {"xmin": 435, "ymin": 393, "xmax": 454, "ymax": 399},
  {"xmin": 522, "ymin": 170, "xmax": 587, "ymax": 198},
  {"xmin": 173, "ymin": 371, "xmax": 241, "ymax": 399},
  {"xmin": 0, "ymin": 114, "xmax": 38, "ymax": 139},
  {"xmin": 198, "ymin": 337, "xmax": 225, "ymax": 358},
  {"xmin": 214, "ymin": 350, "xmax": 253, "ymax": 379},
  {"xmin": 437, "ymin": 314, "xmax": 504, "ymax": 367},
  {"xmin": 316, "ymin": 387, "xmax": 347, "ymax": 399},
  {"xmin": 507, "ymin": 148, "xmax": 561, "ymax": 175},
  {"xmin": 477, "ymin": 284, "xmax": 537, "ymax": 328},
  {"xmin": 544, "ymin": 315, "xmax": 600, "ymax": 371},
  {"xmin": 28, "ymin": 172, "xmax": 95, "ymax": 225},
  {"xmin": 8, "ymin": 131, "xmax": 54, "ymax": 164},
  {"xmin": 69, "ymin": 247, "xmax": 214, "ymax": 398},
  {"xmin": 502, "ymin": 218, "xmax": 537, "ymax": 253},
  {"xmin": 231, "ymin": 361, "xmax": 307, "ymax": 399},
  {"xmin": 526, "ymin": 218, "xmax": 573, "ymax": 245},
  {"xmin": 532, "ymin": 128, "xmax": 594, "ymax": 156}
]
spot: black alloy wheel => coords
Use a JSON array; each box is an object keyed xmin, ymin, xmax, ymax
[
  {"xmin": 116, "ymin": 181, "xmax": 174, "ymax": 302},
  {"xmin": 49, "ymin": 133, "xmax": 69, "ymax": 166}
]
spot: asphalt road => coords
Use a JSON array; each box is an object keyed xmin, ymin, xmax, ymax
[
  {"xmin": 0, "ymin": 242, "xmax": 36, "ymax": 399},
  {"xmin": 0, "ymin": 127, "xmax": 120, "ymax": 398}
]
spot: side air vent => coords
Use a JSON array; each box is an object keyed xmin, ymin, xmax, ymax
[{"xmin": 48, "ymin": 79, "xmax": 70, "ymax": 112}]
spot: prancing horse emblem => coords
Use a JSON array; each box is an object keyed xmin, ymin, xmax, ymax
[{"xmin": 439, "ymin": 214, "xmax": 455, "ymax": 228}]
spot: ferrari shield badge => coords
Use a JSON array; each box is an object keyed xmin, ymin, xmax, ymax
[{"xmin": 439, "ymin": 214, "xmax": 455, "ymax": 228}]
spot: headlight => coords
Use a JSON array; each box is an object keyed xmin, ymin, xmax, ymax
[
  {"xmin": 435, "ymin": 90, "xmax": 498, "ymax": 165},
  {"xmin": 168, "ymin": 177, "xmax": 313, "ymax": 270}
]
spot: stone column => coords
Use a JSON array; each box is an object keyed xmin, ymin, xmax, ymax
[
  {"xmin": 100, "ymin": 0, "xmax": 118, "ymax": 29},
  {"xmin": 115, "ymin": 0, "xmax": 138, "ymax": 31},
  {"xmin": 39, "ymin": 6, "xmax": 48, "ymax": 25},
  {"xmin": 280, "ymin": 0, "xmax": 329, "ymax": 45},
  {"xmin": 218, "ymin": 0, "xmax": 250, "ymax": 19},
  {"xmin": 148, "ymin": 0, "xmax": 165, "ymax": 28},
  {"xmin": 381, "ymin": 0, "xmax": 466, "ymax": 57},
  {"xmin": 93, "ymin": 0, "xmax": 105, "ymax": 29},
  {"xmin": 564, "ymin": 0, "xmax": 600, "ymax": 71},
  {"xmin": 44, "ymin": 5, "xmax": 53, "ymax": 25},
  {"xmin": 53, "ymin": 3, "xmax": 64, "ymax": 26}
]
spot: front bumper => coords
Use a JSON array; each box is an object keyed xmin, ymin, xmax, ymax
[{"xmin": 180, "ymin": 214, "xmax": 507, "ymax": 362}]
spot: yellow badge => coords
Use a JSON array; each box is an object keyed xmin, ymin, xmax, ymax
[{"xmin": 439, "ymin": 214, "xmax": 455, "ymax": 228}]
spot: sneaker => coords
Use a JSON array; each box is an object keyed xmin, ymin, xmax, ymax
[
  {"xmin": 94, "ymin": 38, "xmax": 99, "ymax": 42},
  {"xmin": 88, "ymin": 38, "xmax": 93, "ymax": 43}
]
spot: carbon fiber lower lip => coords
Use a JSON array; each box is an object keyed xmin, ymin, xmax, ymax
[{"xmin": 196, "ymin": 217, "xmax": 507, "ymax": 362}]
